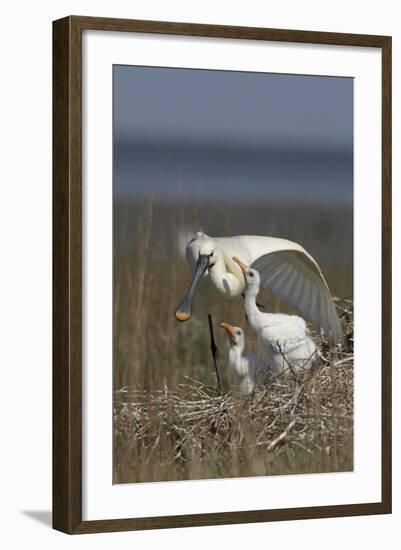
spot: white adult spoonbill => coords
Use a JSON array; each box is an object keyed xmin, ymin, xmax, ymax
[
  {"xmin": 233, "ymin": 257, "xmax": 319, "ymax": 376},
  {"xmin": 220, "ymin": 322, "xmax": 275, "ymax": 395},
  {"xmin": 175, "ymin": 232, "xmax": 341, "ymax": 385}
]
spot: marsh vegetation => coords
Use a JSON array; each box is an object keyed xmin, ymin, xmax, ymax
[{"xmin": 113, "ymin": 198, "xmax": 353, "ymax": 483}]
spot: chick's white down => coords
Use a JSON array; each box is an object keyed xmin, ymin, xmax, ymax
[
  {"xmin": 233, "ymin": 257, "xmax": 319, "ymax": 376},
  {"xmin": 220, "ymin": 323, "xmax": 275, "ymax": 395}
]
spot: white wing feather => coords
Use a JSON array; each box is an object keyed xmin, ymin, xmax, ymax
[{"xmin": 252, "ymin": 250, "xmax": 342, "ymax": 341}]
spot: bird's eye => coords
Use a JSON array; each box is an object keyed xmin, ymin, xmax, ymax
[
  {"xmin": 210, "ymin": 251, "xmax": 214, "ymax": 256},
  {"xmin": 236, "ymin": 330, "xmax": 241, "ymax": 336},
  {"xmin": 249, "ymin": 272, "xmax": 254, "ymax": 277}
]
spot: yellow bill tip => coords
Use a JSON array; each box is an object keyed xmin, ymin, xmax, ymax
[
  {"xmin": 175, "ymin": 310, "xmax": 191, "ymax": 322},
  {"xmin": 232, "ymin": 256, "xmax": 248, "ymax": 273},
  {"xmin": 220, "ymin": 322, "xmax": 237, "ymax": 341}
]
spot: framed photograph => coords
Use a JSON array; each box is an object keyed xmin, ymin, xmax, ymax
[{"xmin": 53, "ymin": 16, "xmax": 392, "ymax": 534}]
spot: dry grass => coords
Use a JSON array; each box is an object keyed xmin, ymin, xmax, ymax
[
  {"xmin": 114, "ymin": 323, "xmax": 353, "ymax": 483},
  {"xmin": 113, "ymin": 197, "xmax": 353, "ymax": 483}
]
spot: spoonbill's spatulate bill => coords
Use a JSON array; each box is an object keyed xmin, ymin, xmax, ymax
[
  {"xmin": 220, "ymin": 322, "xmax": 274, "ymax": 395},
  {"xmin": 175, "ymin": 231, "xmax": 342, "ymax": 342},
  {"xmin": 233, "ymin": 257, "xmax": 320, "ymax": 376}
]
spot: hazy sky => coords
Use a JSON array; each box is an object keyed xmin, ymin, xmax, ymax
[{"xmin": 113, "ymin": 65, "xmax": 353, "ymax": 204}]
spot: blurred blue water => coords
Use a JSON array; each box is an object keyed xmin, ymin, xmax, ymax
[
  {"xmin": 113, "ymin": 65, "xmax": 353, "ymax": 205},
  {"xmin": 114, "ymin": 140, "xmax": 352, "ymax": 204}
]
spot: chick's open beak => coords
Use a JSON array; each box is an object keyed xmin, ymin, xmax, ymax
[
  {"xmin": 220, "ymin": 322, "xmax": 237, "ymax": 343},
  {"xmin": 232, "ymin": 256, "xmax": 249, "ymax": 277}
]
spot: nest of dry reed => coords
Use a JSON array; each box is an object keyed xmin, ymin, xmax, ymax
[{"xmin": 114, "ymin": 297, "xmax": 353, "ymax": 483}]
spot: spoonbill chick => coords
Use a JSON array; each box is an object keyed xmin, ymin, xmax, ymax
[
  {"xmin": 233, "ymin": 257, "xmax": 319, "ymax": 376},
  {"xmin": 220, "ymin": 322, "xmax": 274, "ymax": 395}
]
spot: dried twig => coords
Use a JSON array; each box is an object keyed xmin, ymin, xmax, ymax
[{"xmin": 267, "ymin": 420, "xmax": 296, "ymax": 450}]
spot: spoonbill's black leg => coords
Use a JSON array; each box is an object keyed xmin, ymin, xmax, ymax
[{"xmin": 208, "ymin": 314, "xmax": 222, "ymax": 393}]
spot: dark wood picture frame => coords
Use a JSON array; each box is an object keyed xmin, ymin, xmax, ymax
[{"xmin": 53, "ymin": 15, "xmax": 392, "ymax": 534}]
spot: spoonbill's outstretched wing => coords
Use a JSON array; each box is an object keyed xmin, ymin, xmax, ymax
[
  {"xmin": 252, "ymin": 250, "xmax": 342, "ymax": 342},
  {"xmin": 218, "ymin": 235, "xmax": 342, "ymax": 342}
]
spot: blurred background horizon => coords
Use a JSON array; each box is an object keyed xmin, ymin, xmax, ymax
[
  {"xmin": 114, "ymin": 66, "xmax": 353, "ymax": 203},
  {"xmin": 113, "ymin": 65, "xmax": 353, "ymax": 281}
]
